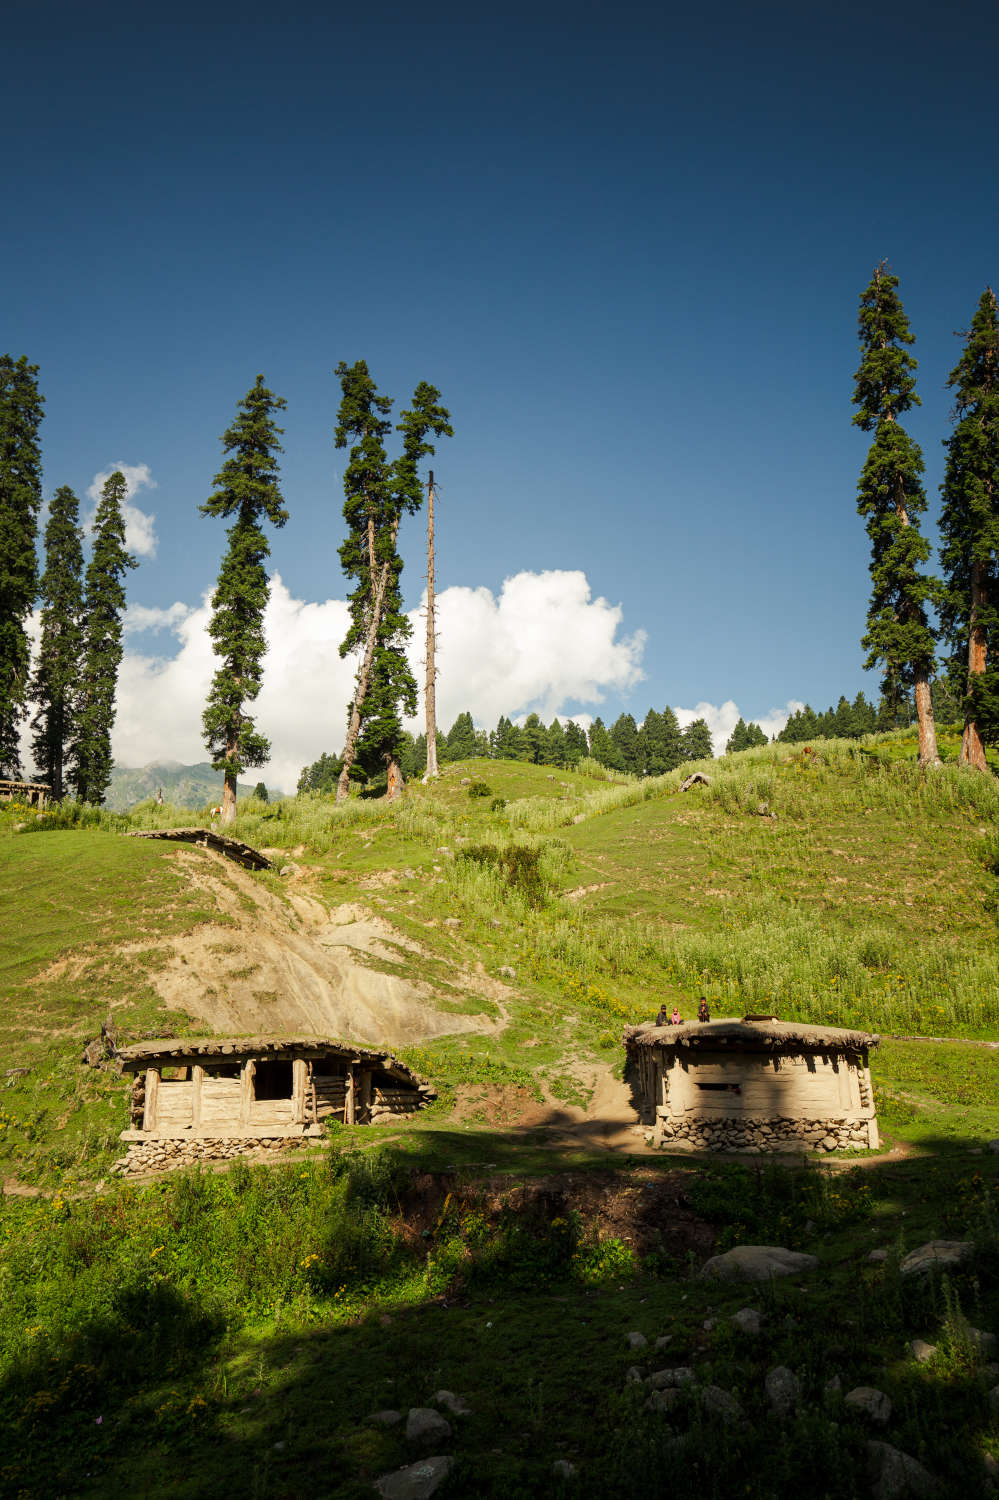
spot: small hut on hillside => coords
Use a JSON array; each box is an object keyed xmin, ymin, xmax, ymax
[
  {"xmin": 623, "ymin": 1017, "xmax": 879, "ymax": 1152},
  {"xmin": 118, "ymin": 1036, "xmax": 434, "ymax": 1150}
]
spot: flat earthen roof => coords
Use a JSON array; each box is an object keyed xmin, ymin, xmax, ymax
[
  {"xmin": 116, "ymin": 1035, "xmax": 432, "ymax": 1089},
  {"xmin": 623, "ymin": 1017, "xmax": 879, "ymax": 1051}
]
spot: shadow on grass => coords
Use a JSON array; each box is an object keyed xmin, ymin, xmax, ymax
[{"xmin": 1, "ymin": 1137, "xmax": 997, "ymax": 1499}]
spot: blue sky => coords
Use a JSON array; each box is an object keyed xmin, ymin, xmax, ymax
[{"xmin": 6, "ymin": 0, "xmax": 999, "ymax": 782}]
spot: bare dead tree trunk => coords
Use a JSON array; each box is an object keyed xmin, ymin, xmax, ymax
[
  {"xmin": 424, "ymin": 470, "xmax": 439, "ymax": 778},
  {"xmin": 385, "ymin": 755, "xmax": 405, "ymax": 801},
  {"xmin": 961, "ymin": 559, "xmax": 989, "ymax": 770}
]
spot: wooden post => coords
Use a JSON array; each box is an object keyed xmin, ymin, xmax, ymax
[
  {"xmin": 345, "ymin": 1066, "xmax": 356, "ymax": 1126},
  {"xmin": 307, "ymin": 1061, "xmax": 318, "ymax": 1123},
  {"xmin": 191, "ymin": 1064, "xmax": 204, "ymax": 1131},
  {"xmin": 143, "ymin": 1068, "xmax": 160, "ymax": 1132},
  {"xmin": 425, "ymin": 469, "xmax": 439, "ymax": 778},
  {"xmin": 240, "ymin": 1060, "xmax": 255, "ymax": 1127},
  {"xmin": 292, "ymin": 1059, "xmax": 307, "ymax": 1124}
]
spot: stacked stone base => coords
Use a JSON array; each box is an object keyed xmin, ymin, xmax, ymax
[
  {"xmin": 654, "ymin": 1115, "xmax": 875, "ymax": 1153},
  {"xmin": 110, "ymin": 1136, "xmax": 320, "ymax": 1177}
]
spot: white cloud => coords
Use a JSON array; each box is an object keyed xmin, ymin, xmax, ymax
[
  {"xmin": 124, "ymin": 601, "xmax": 192, "ymax": 634},
  {"xmin": 105, "ymin": 569, "xmax": 646, "ymax": 792},
  {"xmin": 87, "ymin": 462, "xmax": 158, "ymax": 559},
  {"xmin": 675, "ymin": 699, "xmax": 803, "ymax": 755},
  {"xmin": 426, "ymin": 570, "xmax": 646, "ymax": 730}
]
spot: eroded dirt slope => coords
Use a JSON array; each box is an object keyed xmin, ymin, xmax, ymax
[{"xmin": 126, "ymin": 847, "xmax": 504, "ymax": 1046}]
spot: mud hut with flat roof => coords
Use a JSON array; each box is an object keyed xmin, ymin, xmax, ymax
[
  {"xmin": 113, "ymin": 1036, "xmax": 434, "ymax": 1173},
  {"xmin": 623, "ymin": 1016, "xmax": 880, "ymax": 1153}
]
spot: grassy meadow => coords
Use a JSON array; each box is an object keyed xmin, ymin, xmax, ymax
[{"xmin": 1, "ymin": 729, "xmax": 998, "ymax": 1495}]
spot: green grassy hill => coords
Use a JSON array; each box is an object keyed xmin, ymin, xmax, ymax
[{"xmin": 1, "ymin": 734, "xmax": 998, "ymax": 1497}]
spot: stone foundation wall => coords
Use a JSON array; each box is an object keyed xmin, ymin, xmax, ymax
[
  {"xmin": 655, "ymin": 1115, "xmax": 875, "ymax": 1153},
  {"xmin": 110, "ymin": 1136, "xmax": 315, "ymax": 1177}
]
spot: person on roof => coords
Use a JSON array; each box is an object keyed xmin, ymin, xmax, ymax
[
  {"xmin": 669, "ymin": 1006, "xmax": 683, "ymax": 1026},
  {"xmin": 654, "ymin": 1004, "xmax": 670, "ymax": 1026},
  {"xmin": 697, "ymin": 997, "xmax": 711, "ymax": 1022}
]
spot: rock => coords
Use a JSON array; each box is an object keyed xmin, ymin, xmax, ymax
[
  {"xmin": 498, "ymin": 966, "xmax": 516, "ymax": 980},
  {"xmin": 989, "ymin": 1140, "xmax": 999, "ymax": 1154},
  {"xmin": 405, "ymin": 1408, "xmax": 452, "ymax": 1446},
  {"xmin": 625, "ymin": 1331, "xmax": 648, "ymax": 1350},
  {"xmin": 646, "ymin": 1367, "xmax": 694, "ymax": 1389},
  {"xmin": 969, "ymin": 1327, "xmax": 997, "ymax": 1356},
  {"xmin": 459, "ymin": 778, "xmax": 471, "ymax": 785},
  {"xmin": 624, "ymin": 1366, "xmax": 643, "ymax": 1385},
  {"xmin": 867, "ymin": 1248, "xmax": 889, "ymax": 1264},
  {"xmin": 765, "ymin": 1365, "xmax": 800, "ymax": 1418},
  {"xmin": 644, "ymin": 1388, "xmax": 680, "ymax": 1413},
  {"xmin": 443, "ymin": 917, "xmax": 461, "ymax": 928},
  {"xmin": 908, "ymin": 1339, "xmax": 937, "ymax": 1364},
  {"xmin": 866, "ymin": 1441, "xmax": 938, "ymax": 1500},
  {"xmin": 432, "ymin": 1390, "xmax": 470, "ymax": 1416},
  {"xmin": 824, "ymin": 1374, "xmax": 842, "ymax": 1400},
  {"xmin": 845, "ymin": 1386, "xmax": 892, "ymax": 1425},
  {"xmin": 551, "ymin": 1460, "xmax": 577, "ymax": 1480},
  {"xmin": 699, "ymin": 1385, "xmax": 743, "ymax": 1425},
  {"xmin": 899, "ymin": 1240, "xmax": 972, "ymax": 1278},
  {"xmin": 376, "ymin": 1456, "xmax": 453, "ymax": 1500},
  {"xmin": 730, "ymin": 1307, "xmax": 762, "ymax": 1335},
  {"xmin": 654, "ymin": 1334, "xmax": 673, "ymax": 1350},
  {"xmin": 370, "ymin": 1409, "xmax": 404, "ymax": 1425},
  {"xmin": 699, "ymin": 1246, "xmax": 819, "ymax": 1282}
]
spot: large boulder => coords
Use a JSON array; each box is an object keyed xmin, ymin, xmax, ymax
[
  {"xmin": 846, "ymin": 1387, "xmax": 892, "ymax": 1425},
  {"xmin": 765, "ymin": 1365, "xmax": 801, "ymax": 1418},
  {"xmin": 405, "ymin": 1408, "xmax": 452, "ymax": 1446},
  {"xmin": 899, "ymin": 1240, "xmax": 972, "ymax": 1278},
  {"xmin": 376, "ymin": 1458, "xmax": 453, "ymax": 1500},
  {"xmin": 699, "ymin": 1246, "xmax": 819, "ymax": 1282},
  {"xmin": 866, "ymin": 1442, "xmax": 937, "ymax": 1500}
]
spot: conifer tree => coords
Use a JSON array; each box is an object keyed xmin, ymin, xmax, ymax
[
  {"xmin": 852, "ymin": 263, "xmax": 940, "ymax": 767},
  {"xmin": 939, "ymin": 288, "xmax": 999, "ymax": 766},
  {"xmin": 544, "ymin": 718, "xmax": 567, "ymax": 767},
  {"xmin": 587, "ymin": 717, "xmax": 622, "ymax": 769},
  {"xmin": 335, "ymin": 364, "xmax": 451, "ymax": 802},
  {"xmin": 725, "ymin": 718, "xmax": 749, "ymax": 754},
  {"xmin": 610, "ymin": 712, "xmax": 641, "ymax": 774},
  {"xmin": 201, "ymin": 377, "xmax": 288, "ymax": 825},
  {"xmin": 680, "ymin": 718, "xmax": 713, "ymax": 761},
  {"xmin": 444, "ymin": 710, "xmax": 477, "ymax": 761},
  {"xmin": 71, "ymin": 472, "xmax": 136, "ymax": 804},
  {"xmin": 0, "ymin": 355, "xmax": 45, "ymax": 776},
  {"xmin": 30, "ymin": 485, "xmax": 84, "ymax": 797},
  {"xmin": 563, "ymin": 719, "xmax": 588, "ymax": 765}
]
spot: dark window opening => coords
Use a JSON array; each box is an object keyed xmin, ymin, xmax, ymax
[
  {"xmin": 697, "ymin": 1082, "xmax": 741, "ymax": 1093},
  {"xmin": 205, "ymin": 1064, "xmax": 240, "ymax": 1080},
  {"xmin": 254, "ymin": 1060, "xmax": 293, "ymax": 1101}
]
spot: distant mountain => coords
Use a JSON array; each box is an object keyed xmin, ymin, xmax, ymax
[{"xmin": 106, "ymin": 762, "xmax": 265, "ymax": 812}]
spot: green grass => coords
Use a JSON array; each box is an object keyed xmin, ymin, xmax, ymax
[{"xmin": 0, "ymin": 1147, "xmax": 996, "ymax": 1497}]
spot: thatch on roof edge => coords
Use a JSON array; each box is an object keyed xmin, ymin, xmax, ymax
[
  {"xmin": 623, "ymin": 1018, "xmax": 879, "ymax": 1051},
  {"xmin": 116, "ymin": 1036, "xmax": 432, "ymax": 1089}
]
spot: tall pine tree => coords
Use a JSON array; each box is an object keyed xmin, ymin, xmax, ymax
[
  {"xmin": 30, "ymin": 485, "xmax": 84, "ymax": 797},
  {"xmin": 71, "ymin": 472, "xmax": 136, "ymax": 804},
  {"xmin": 852, "ymin": 263, "xmax": 940, "ymax": 767},
  {"xmin": 939, "ymin": 288, "xmax": 999, "ymax": 767},
  {"xmin": 201, "ymin": 377, "xmax": 288, "ymax": 824},
  {"xmin": 335, "ymin": 364, "xmax": 451, "ymax": 802},
  {"xmin": 0, "ymin": 355, "xmax": 45, "ymax": 776}
]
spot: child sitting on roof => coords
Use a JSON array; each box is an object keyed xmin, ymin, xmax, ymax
[
  {"xmin": 697, "ymin": 997, "xmax": 711, "ymax": 1022},
  {"xmin": 669, "ymin": 1006, "xmax": 683, "ymax": 1026},
  {"xmin": 654, "ymin": 1004, "xmax": 670, "ymax": 1027}
]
